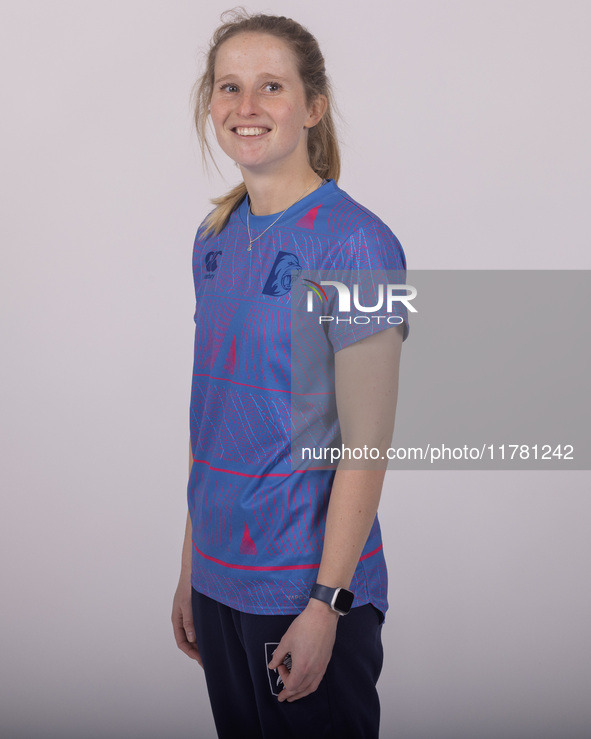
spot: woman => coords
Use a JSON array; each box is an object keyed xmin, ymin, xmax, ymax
[{"xmin": 172, "ymin": 10, "xmax": 408, "ymax": 738}]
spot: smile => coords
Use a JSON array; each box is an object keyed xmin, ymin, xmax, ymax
[{"xmin": 232, "ymin": 127, "xmax": 270, "ymax": 137}]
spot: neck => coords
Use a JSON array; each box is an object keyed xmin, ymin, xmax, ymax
[{"xmin": 241, "ymin": 166, "xmax": 321, "ymax": 216}]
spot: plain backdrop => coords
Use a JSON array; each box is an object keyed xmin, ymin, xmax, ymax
[{"xmin": 1, "ymin": 1, "xmax": 590, "ymax": 738}]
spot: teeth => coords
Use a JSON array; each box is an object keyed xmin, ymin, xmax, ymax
[{"xmin": 234, "ymin": 127, "xmax": 268, "ymax": 136}]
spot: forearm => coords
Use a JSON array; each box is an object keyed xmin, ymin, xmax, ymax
[
  {"xmin": 180, "ymin": 441, "xmax": 194, "ymax": 578},
  {"xmin": 315, "ymin": 326, "xmax": 403, "ymax": 593},
  {"xmin": 171, "ymin": 446, "xmax": 200, "ymax": 664},
  {"xmin": 316, "ymin": 467, "xmax": 385, "ymax": 589},
  {"xmin": 180, "ymin": 510, "xmax": 193, "ymax": 578}
]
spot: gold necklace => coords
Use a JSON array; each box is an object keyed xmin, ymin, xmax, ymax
[{"xmin": 246, "ymin": 176, "xmax": 320, "ymax": 252}]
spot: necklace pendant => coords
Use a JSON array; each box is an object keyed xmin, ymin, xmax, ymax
[{"xmin": 245, "ymin": 175, "xmax": 321, "ymax": 255}]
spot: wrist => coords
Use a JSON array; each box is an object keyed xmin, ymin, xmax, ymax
[{"xmin": 305, "ymin": 596, "xmax": 340, "ymax": 620}]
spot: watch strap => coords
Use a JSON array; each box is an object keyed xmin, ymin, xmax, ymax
[{"xmin": 309, "ymin": 583, "xmax": 354, "ymax": 615}]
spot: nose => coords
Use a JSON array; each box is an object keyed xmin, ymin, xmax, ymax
[{"xmin": 235, "ymin": 90, "xmax": 260, "ymax": 117}]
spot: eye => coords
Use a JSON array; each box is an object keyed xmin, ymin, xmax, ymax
[
  {"xmin": 219, "ymin": 83, "xmax": 239, "ymax": 93},
  {"xmin": 264, "ymin": 81, "xmax": 282, "ymax": 93}
]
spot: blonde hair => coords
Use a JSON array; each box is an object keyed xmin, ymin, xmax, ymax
[{"xmin": 192, "ymin": 8, "xmax": 341, "ymax": 238}]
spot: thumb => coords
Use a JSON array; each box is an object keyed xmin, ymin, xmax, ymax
[{"xmin": 268, "ymin": 645, "xmax": 288, "ymax": 670}]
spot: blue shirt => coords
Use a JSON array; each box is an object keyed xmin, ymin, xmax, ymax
[{"xmin": 188, "ymin": 179, "xmax": 408, "ymax": 615}]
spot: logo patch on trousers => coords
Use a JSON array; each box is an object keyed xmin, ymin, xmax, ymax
[{"xmin": 265, "ymin": 643, "xmax": 292, "ymax": 696}]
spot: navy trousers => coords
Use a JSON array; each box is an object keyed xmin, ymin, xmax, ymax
[{"xmin": 191, "ymin": 589, "xmax": 384, "ymax": 739}]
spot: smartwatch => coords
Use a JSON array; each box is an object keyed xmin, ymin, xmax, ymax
[{"xmin": 309, "ymin": 583, "xmax": 355, "ymax": 616}]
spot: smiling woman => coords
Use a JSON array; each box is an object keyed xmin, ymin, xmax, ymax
[
  {"xmin": 191, "ymin": 11, "xmax": 341, "ymax": 238},
  {"xmin": 171, "ymin": 9, "xmax": 409, "ymax": 739}
]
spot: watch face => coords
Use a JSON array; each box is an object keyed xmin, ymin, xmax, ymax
[{"xmin": 333, "ymin": 588, "xmax": 354, "ymax": 614}]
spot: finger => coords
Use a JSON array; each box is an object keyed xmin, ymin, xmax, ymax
[
  {"xmin": 171, "ymin": 612, "xmax": 186, "ymax": 646},
  {"xmin": 277, "ymin": 665, "xmax": 324, "ymax": 702},
  {"xmin": 172, "ymin": 612, "xmax": 203, "ymax": 666},
  {"xmin": 279, "ymin": 676, "xmax": 322, "ymax": 703},
  {"xmin": 176, "ymin": 634, "xmax": 204, "ymax": 666},
  {"xmin": 276, "ymin": 666, "xmax": 310, "ymax": 702},
  {"xmin": 182, "ymin": 613, "xmax": 196, "ymax": 644},
  {"xmin": 172, "ymin": 621, "xmax": 198, "ymax": 654},
  {"xmin": 187, "ymin": 642, "xmax": 203, "ymax": 667},
  {"xmin": 276, "ymin": 663, "xmax": 292, "ymax": 686}
]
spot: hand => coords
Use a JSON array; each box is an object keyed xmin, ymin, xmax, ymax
[
  {"xmin": 171, "ymin": 574, "xmax": 203, "ymax": 666},
  {"xmin": 267, "ymin": 598, "xmax": 339, "ymax": 702}
]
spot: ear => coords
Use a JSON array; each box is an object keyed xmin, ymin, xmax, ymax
[{"xmin": 304, "ymin": 94, "xmax": 328, "ymax": 129}]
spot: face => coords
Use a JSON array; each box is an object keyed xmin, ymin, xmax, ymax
[{"xmin": 210, "ymin": 32, "xmax": 325, "ymax": 175}]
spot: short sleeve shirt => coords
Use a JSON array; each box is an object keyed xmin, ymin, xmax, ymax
[{"xmin": 188, "ymin": 179, "xmax": 408, "ymax": 615}]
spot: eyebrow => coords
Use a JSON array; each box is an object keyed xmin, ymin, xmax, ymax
[{"xmin": 214, "ymin": 72, "xmax": 290, "ymax": 83}]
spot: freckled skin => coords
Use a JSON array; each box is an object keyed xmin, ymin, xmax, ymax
[{"xmin": 210, "ymin": 33, "xmax": 316, "ymax": 177}]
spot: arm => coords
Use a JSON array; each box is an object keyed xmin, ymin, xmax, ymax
[
  {"xmin": 268, "ymin": 324, "xmax": 404, "ymax": 701},
  {"xmin": 171, "ymin": 443, "xmax": 202, "ymax": 665}
]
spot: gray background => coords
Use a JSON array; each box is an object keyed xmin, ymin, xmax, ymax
[
  {"xmin": 396, "ymin": 271, "xmax": 591, "ymax": 469},
  {"xmin": 1, "ymin": 1, "xmax": 590, "ymax": 738}
]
